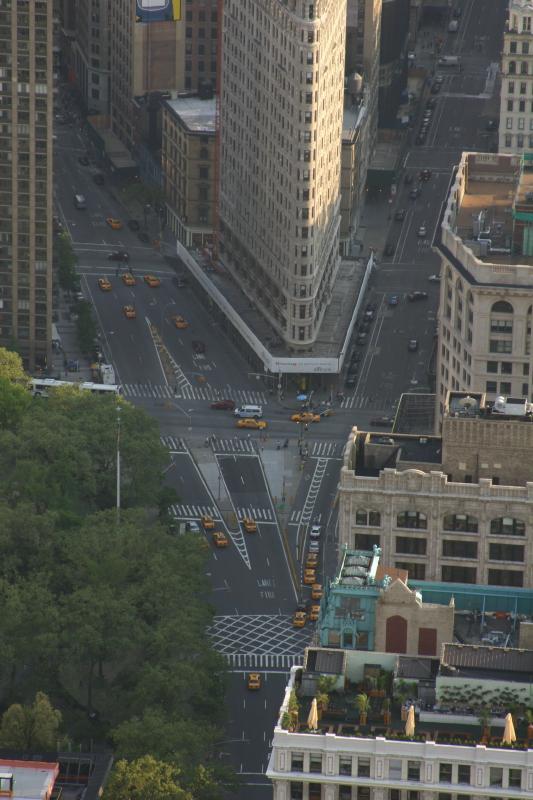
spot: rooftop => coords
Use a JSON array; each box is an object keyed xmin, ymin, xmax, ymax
[
  {"xmin": 441, "ymin": 642, "xmax": 533, "ymax": 681},
  {"xmin": 393, "ymin": 392, "xmax": 436, "ymax": 435},
  {"xmin": 445, "ymin": 390, "xmax": 533, "ymax": 421},
  {"xmin": 164, "ymin": 95, "xmax": 216, "ymax": 133},
  {"xmin": 0, "ymin": 760, "xmax": 58, "ymax": 800}
]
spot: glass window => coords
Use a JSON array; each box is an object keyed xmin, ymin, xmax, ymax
[
  {"xmin": 488, "ymin": 569, "xmax": 523, "ymax": 587},
  {"xmin": 388, "ymin": 759, "xmax": 402, "ymax": 780},
  {"xmin": 509, "ymin": 768, "xmax": 522, "ymax": 788},
  {"xmin": 397, "ymin": 511, "xmax": 427, "ymax": 529},
  {"xmin": 291, "ymin": 752, "xmax": 304, "ymax": 772},
  {"xmin": 442, "ymin": 540, "xmax": 478, "ymax": 559},
  {"xmin": 442, "ymin": 565, "xmax": 477, "ymax": 583},
  {"xmin": 358, "ymin": 758, "xmax": 370, "ymax": 778},
  {"xmin": 457, "ymin": 765, "xmax": 471, "ymax": 784},
  {"xmin": 443, "ymin": 513, "xmax": 478, "ymax": 532},
  {"xmin": 487, "ymin": 360, "xmax": 498, "ymax": 372},
  {"xmin": 354, "ymin": 533, "xmax": 380, "ymax": 550},
  {"xmin": 490, "ymin": 517, "xmax": 525, "ymax": 536},
  {"xmin": 490, "ymin": 768, "xmax": 503, "ymax": 787},
  {"xmin": 290, "ymin": 782, "xmax": 303, "ymax": 800},
  {"xmin": 408, "ymin": 762, "xmax": 420, "ymax": 781},
  {"xmin": 339, "ymin": 756, "xmax": 352, "ymax": 776},
  {"xmin": 309, "ymin": 753, "xmax": 322, "ymax": 773},
  {"xmin": 439, "ymin": 763, "xmax": 452, "ymax": 783},
  {"xmin": 396, "ymin": 561, "xmax": 426, "ymax": 579},
  {"xmin": 309, "ymin": 784, "xmax": 321, "ymax": 800},
  {"xmin": 396, "ymin": 536, "xmax": 427, "ymax": 555},
  {"xmin": 339, "ymin": 788, "xmax": 351, "ymax": 800}
]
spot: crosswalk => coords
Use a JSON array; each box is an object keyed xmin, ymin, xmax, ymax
[
  {"xmin": 225, "ymin": 653, "xmax": 304, "ymax": 670},
  {"xmin": 290, "ymin": 510, "xmax": 322, "ymax": 525},
  {"xmin": 122, "ymin": 382, "xmax": 268, "ymax": 404},
  {"xmin": 160, "ymin": 434, "xmax": 187, "ymax": 453},
  {"xmin": 309, "ymin": 441, "xmax": 343, "ymax": 458},
  {"xmin": 213, "ymin": 437, "xmax": 258, "ymax": 454},
  {"xmin": 170, "ymin": 503, "xmax": 218, "ymax": 519},
  {"xmin": 235, "ymin": 506, "xmax": 275, "ymax": 522},
  {"xmin": 340, "ymin": 393, "xmax": 396, "ymax": 411}
]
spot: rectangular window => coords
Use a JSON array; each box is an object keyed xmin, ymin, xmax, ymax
[
  {"xmin": 507, "ymin": 99, "xmax": 514, "ymax": 111},
  {"xmin": 500, "ymin": 381, "xmax": 512, "ymax": 393},
  {"xmin": 490, "ymin": 768, "xmax": 503, "ymax": 787},
  {"xmin": 354, "ymin": 533, "xmax": 380, "ymax": 550},
  {"xmin": 488, "ymin": 569, "xmax": 523, "ymax": 587},
  {"xmin": 489, "ymin": 340, "xmax": 513, "ymax": 353},
  {"xmin": 339, "ymin": 788, "xmax": 351, "ymax": 800},
  {"xmin": 489, "ymin": 543, "xmax": 524, "ymax": 561},
  {"xmin": 457, "ymin": 765, "xmax": 471, "ymax": 784},
  {"xmin": 442, "ymin": 540, "xmax": 478, "ymax": 559},
  {"xmin": 519, "ymin": 117, "xmax": 525, "ymax": 129},
  {"xmin": 509, "ymin": 81, "xmax": 515, "ymax": 92},
  {"xmin": 486, "ymin": 360, "xmax": 498, "ymax": 372},
  {"xmin": 291, "ymin": 753, "xmax": 304, "ymax": 772},
  {"xmin": 507, "ymin": 117, "xmax": 513, "ymax": 129},
  {"xmin": 358, "ymin": 758, "xmax": 371, "ymax": 778},
  {"xmin": 439, "ymin": 763, "xmax": 452, "ymax": 783},
  {"xmin": 442, "ymin": 565, "xmax": 477, "ymax": 583},
  {"xmin": 396, "ymin": 537, "xmax": 427, "ymax": 555},
  {"xmin": 500, "ymin": 361, "xmax": 513, "ymax": 373},
  {"xmin": 505, "ymin": 134, "xmax": 512, "ymax": 147},
  {"xmin": 486, "ymin": 380, "xmax": 497, "ymax": 392},
  {"xmin": 396, "ymin": 562, "xmax": 426, "ymax": 579},
  {"xmin": 309, "ymin": 753, "xmax": 322, "ymax": 774},
  {"xmin": 407, "ymin": 762, "xmax": 420, "ymax": 782},
  {"xmin": 339, "ymin": 756, "xmax": 352, "ymax": 776},
  {"xmin": 389, "ymin": 759, "xmax": 402, "ymax": 780},
  {"xmin": 509, "ymin": 768, "xmax": 522, "ymax": 788},
  {"xmin": 290, "ymin": 783, "xmax": 303, "ymax": 800}
]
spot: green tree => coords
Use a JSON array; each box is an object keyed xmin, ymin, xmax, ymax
[
  {"xmin": 0, "ymin": 692, "xmax": 61, "ymax": 750},
  {"xmin": 104, "ymin": 756, "xmax": 191, "ymax": 800},
  {"xmin": 76, "ymin": 301, "xmax": 97, "ymax": 355},
  {"xmin": 0, "ymin": 346, "xmax": 27, "ymax": 383},
  {"xmin": 56, "ymin": 234, "xmax": 79, "ymax": 292},
  {"xmin": 0, "ymin": 377, "xmax": 32, "ymax": 429}
]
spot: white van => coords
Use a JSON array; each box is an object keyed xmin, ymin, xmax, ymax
[
  {"xmin": 448, "ymin": 19, "xmax": 459, "ymax": 32},
  {"xmin": 234, "ymin": 404, "xmax": 263, "ymax": 419},
  {"xmin": 438, "ymin": 55, "xmax": 460, "ymax": 67}
]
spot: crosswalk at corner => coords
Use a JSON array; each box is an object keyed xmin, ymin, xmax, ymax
[
  {"xmin": 235, "ymin": 506, "xmax": 274, "ymax": 522},
  {"xmin": 123, "ymin": 382, "xmax": 267, "ymax": 404},
  {"xmin": 225, "ymin": 653, "xmax": 304, "ymax": 670},
  {"xmin": 340, "ymin": 393, "xmax": 396, "ymax": 410},
  {"xmin": 170, "ymin": 503, "xmax": 218, "ymax": 519},
  {"xmin": 160, "ymin": 435, "xmax": 187, "ymax": 453},
  {"xmin": 309, "ymin": 441, "xmax": 343, "ymax": 458},
  {"xmin": 213, "ymin": 437, "xmax": 259, "ymax": 455}
]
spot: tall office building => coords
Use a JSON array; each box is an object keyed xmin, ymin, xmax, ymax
[
  {"xmin": 498, "ymin": 0, "xmax": 533, "ymax": 154},
  {"xmin": 72, "ymin": 0, "xmax": 111, "ymax": 115},
  {"xmin": 435, "ymin": 151, "xmax": 533, "ymax": 413},
  {"xmin": 0, "ymin": 0, "xmax": 54, "ymax": 370},
  {"xmin": 219, "ymin": 0, "xmax": 347, "ymax": 351}
]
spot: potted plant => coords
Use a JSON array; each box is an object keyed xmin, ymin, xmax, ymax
[
  {"xmin": 356, "ymin": 693, "xmax": 371, "ymax": 726},
  {"xmin": 526, "ymin": 709, "xmax": 533, "ymax": 745},
  {"xmin": 382, "ymin": 697, "xmax": 392, "ymax": 725},
  {"xmin": 479, "ymin": 707, "xmax": 491, "ymax": 743},
  {"xmin": 288, "ymin": 690, "xmax": 300, "ymax": 732}
]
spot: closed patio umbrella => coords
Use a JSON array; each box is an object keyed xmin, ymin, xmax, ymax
[
  {"xmin": 307, "ymin": 697, "xmax": 319, "ymax": 731},
  {"xmin": 502, "ymin": 713, "xmax": 516, "ymax": 745},
  {"xmin": 405, "ymin": 704, "xmax": 416, "ymax": 738}
]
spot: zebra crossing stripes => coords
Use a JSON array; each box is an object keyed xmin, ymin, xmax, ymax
[
  {"xmin": 160, "ymin": 434, "xmax": 187, "ymax": 453},
  {"xmin": 236, "ymin": 507, "xmax": 274, "ymax": 522},
  {"xmin": 340, "ymin": 393, "xmax": 396, "ymax": 411},
  {"xmin": 170, "ymin": 503, "xmax": 218, "ymax": 519},
  {"xmin": 290, "ymin": 510, "xmax": 322, "ymax": 525},
  {"xmin": 213, "ymin": 438, "xmax": 258, "ymax": 455},
  {"xmin": 310, "ymin": 441, "xmax": 343, "ymax": 458},
  {"xmin": 122, "ymin": 382, "xmax": 267, "ymax": 404},
  {"xmin": 225, "ymin": 653, "xmax": 304, "ymax": 670}
]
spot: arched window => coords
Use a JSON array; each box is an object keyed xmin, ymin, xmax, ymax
[
  {"xmin": 397, "ymin": 511, "xmax": 427, "ymax": 529},
  {"xmin": 509, "ymin": 60, "xmax": 517, "ymax": 73},
  {"xmin": 355, "ymin": 509, "xmax": 381, "ymax": 527},
  {"xmin": 443, "ymin": 513, "xmax": 478, "ymax": 532},
  {"xmin": 491, "ymin": 300, "xmax": 513, "ymax": 313},
  {"xmin": 490, "ymin": 517, "xmax": 525, "ymax": 536}
]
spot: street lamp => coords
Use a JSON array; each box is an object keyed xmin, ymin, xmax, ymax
[{"xmin": 116, "ymin": 404, "xmax": 121, "ymax": 525}]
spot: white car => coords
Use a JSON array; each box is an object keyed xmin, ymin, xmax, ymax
[
  {"xmin": 417, "ymin": 225, "xmax": 427, "ymax": 237},
  {"xmin": 310, "ymin": 524, "xmax": 322, "ymax": 539},
  {"xmin": 187, "ymin": 521, "xmax": 201, "ymax": 533},
  {"xmin": 428, "ymin": 274, "xmax": 440, "ymax": 282},
  {"xmin": 308, "ymin": 540, "xmax": 320, "ymax": 553}
]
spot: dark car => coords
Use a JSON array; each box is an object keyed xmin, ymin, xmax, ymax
[
  {"xmin": 370, "ymin": 416, "xmax": 393, "ymax": 427},
  {"xmin": 349, "ymin": 352, "xmax": 361, "ymax": 366},
  {"xmin": 394, "ymin": 209, "xmax": 406, "ymax": 222},
  {"xmin": 419, "ymin": 169, "xmax": 431, "ymax": 181},
  {"xmin": 415, "ymin": 133, "xmax": 426, "ymax": 144},
  {"xmin": 430, "ymin": 82, "xmax": 441, "ymax": 95},
  {"xmin": 210, "ymin": 399, "xmax": 235, "ymax": 410},
  {"xmin": 92, "ymin": 173, "xmax": 105, "ymax": 186},
  {"xmin": 344, "ymin": 374, "xmax": 357, "ymax": 388},
  {"xmin": 408, "ymin": 338, "xmax": 419, "ymax": 352},
  {"xmin": 387, "ymin": 294, "xmax": 399, "ymax": 307},
  {"xmin": 356, "ymin": 332, "xmax": 368, "ymax": 346},
  {"xmin": 364, "ymin": 307, "xmax": 375, "ymax": 321},
  {"xmin": 384, "ymin": 242, "xmax": 395, "ymax": 256},
  {"xmin": 347, "ymin": 363, "xmax": 358, "ymax": 377},
  {"xmin": 452, "ymin": 6, "xmax": 462, "ymax": 17},
  {"xmin": 408, "ymin": 291, "xmax": 428, "ymax": 302},
  {"xmin": 108, "ymin": 250, "xmax": 129, "ymax": 262},
  {"xmin": 137, "ymin": 231, "xmax": 150, "ymax": 244},
  {"xmin": 359, "ymin": 321, "xmax": 370, "ymax": 334},
  {"xmin": 426, "ymin": 97, "xmax": 437, "ymax": 110},
  {"xmin": 404, "ymin": 173, "xmax": 414, "ymax": 185},
  {"xmin": 192, "ymin": 340, "xmax": 206, "ymax": 354},
  {"xmin": 127, "ymin": 219, "xmax": 141, "ymax": 231},
  {"xmin": 78, "ymin": 155, "xmax": 90, "ymax": 166},
  {"xmin": 173, "ymin": 275, "xmax": 188, "ymax": 288},
  {"xmin": 409, "ymin": 187, "xmax": 421, "ymax": 200}
]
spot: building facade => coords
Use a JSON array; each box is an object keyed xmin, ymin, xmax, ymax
[
  {"xmin": 498, "ymin": 0, "xmax": 533, "ymax": 154},
  {"xmin": 337, "ymin": 392, "xmax": 533, "ymax": 588},
  {"xmin": 72, "ymin": 0, "xmax": 111, "ymax": 115},
  {"xmin": 435, "ymin": 151, "xmax": 533, "ymax": 410},
  {"xmin": 219, "ymin": 0, "xmax": 346, "ymax": 351},
  {"xmin": 162, "ymin": 95, "xmax": 216, "ymax": 248},
  {"xmin": 0, "ymin": 0, "xmax": 54, "ymax": 370},
  {"xmin": 378, "ymin": 0, "xmax": 409, "ymax": 127}
]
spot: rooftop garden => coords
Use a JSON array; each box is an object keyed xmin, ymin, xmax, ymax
[{"xmin": 280, "ymin": 671, "xmax": 533, "ymax": 750}]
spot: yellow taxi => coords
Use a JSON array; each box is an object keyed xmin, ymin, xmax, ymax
[
  {"xmin": 122, "ymin": 272, "xmax": 136, "ymax": 286},
  {"xmin": 106, "ymin": 217, "xmax": 123, "ymax": 230},
  {"xmin": 291, "ymin": 412, "xmax": 321, "ymax": 423},
  {"xmin": 309, "ymin": 604, "xmax": 320, "ymax": 622},
  {"xmin": 242, "ymin": 516, "xmax": 257, "ymax": 533},
  {"xmin": 292, "ymin": 610, "xmax": 307, "ymax": 628},
  {"xmin": 247, "ymin": 672, "xmax": 262, "ymax": 690},
  {"xmin": 311, "ymin": 583, "xmax": 323, "ymax": 600},
  {"xmin": 123, "ymin": 305, "xmax": 136, "ymax": 319},
  {"xmin": 236, "ymin": 418, "xmax": 267, "ymax": 430},
  {"xmin": 303, "ymin": 569, "xmax": 316, "ymax": 586},
  {"xmin": 305, "ymin": 553, "xmax": 319, "ymax": 570},
  {"xmin": 172, "ymin": 315, "xmax": 189, "ymax": 329},
  {"xmin": 144, "ymin": 274, "xmax": 161, "ymax": 288},
  {"xmin": 98, "ymin": 277, "xmax": 112, "ymax": 291},
  {"xmin": 201, "ymin": 514, "xmax": 215, "ymax": 530},
  {"xmin": 212, "ymin": 531, "xmax": 229, "ymax": 548}
]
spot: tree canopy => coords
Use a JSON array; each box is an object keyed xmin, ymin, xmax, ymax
[{"xmin": 0, "ymin": 692, "xmax": 62, "ymax": 751}]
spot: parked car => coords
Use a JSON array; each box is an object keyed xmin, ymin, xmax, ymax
[
  {"xmin": 384, "ymin": 242, "xmax": 396, "ymax": 256},
  {"xmin": 408, "ymin": 338, "xmax": 419, "ymax": 352},
  {"xmin": 344, "ymin": 374, "xmax": 357, "ymax": 388},
  {"xmin": 394, "ymin": 209, "xmax": 406, "ymax": 222},
  {"xmin": 356, "ymin": 332, "xmax": 368, "ymax": 346}
]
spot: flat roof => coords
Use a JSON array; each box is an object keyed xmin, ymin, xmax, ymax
[
  {"xmin": 394, "ymin": 392, "xmax": 436, "ymax": 435},
  {"xmin": 164, "ymin": 96, "xmax": 216, "ymax": 133},
  {"xmin": 441, "ymin": 642, "xmax": 533, "ymax": 678},
  {"xmin": 0, "ymin": 760, "xmax": 58, "ymax": 800}
]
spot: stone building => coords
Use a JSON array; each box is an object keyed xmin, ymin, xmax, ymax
[
  {"xmin": 498, "ymin": 0, "xmax": 533, "ymax": 154},
  {"xmin": 338, "ymin": 391, "xmax": 533, "ymax": 587}
]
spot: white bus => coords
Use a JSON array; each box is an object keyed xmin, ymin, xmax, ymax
[{"xmin": 30, "ymin": 378, "xmax": 121, "ymax": 397}]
